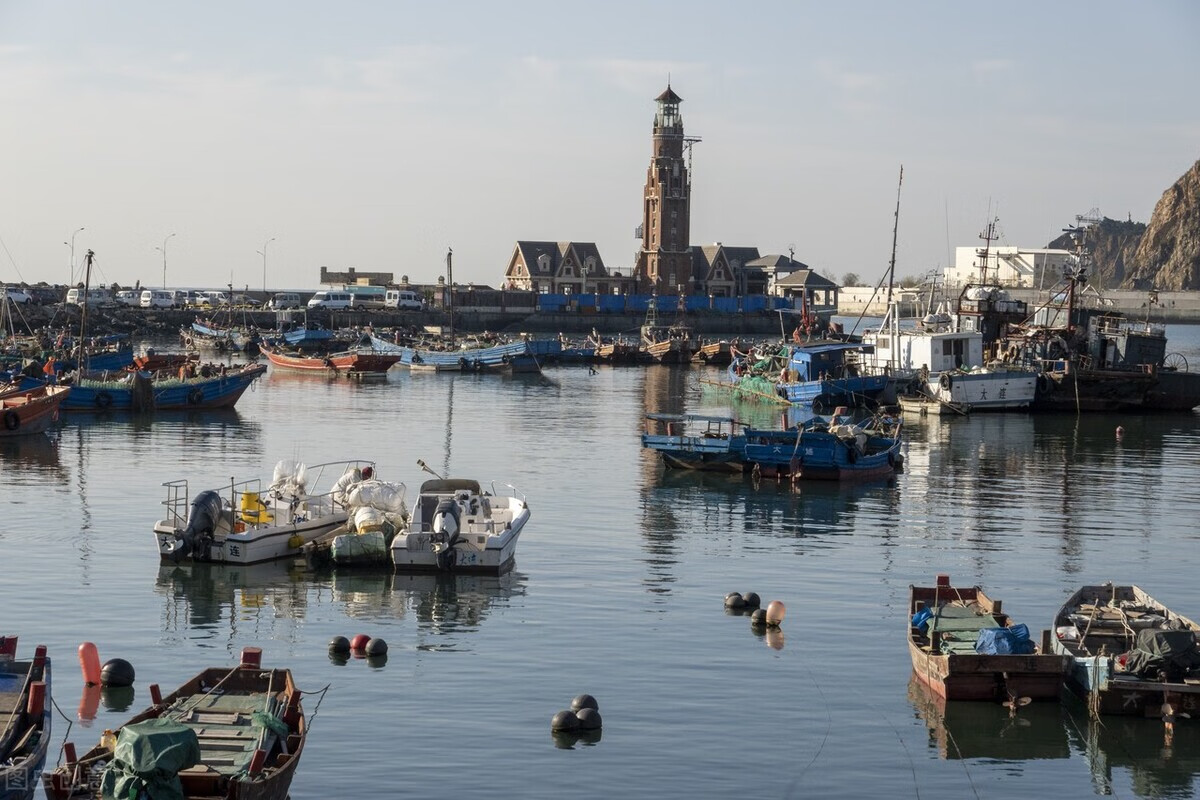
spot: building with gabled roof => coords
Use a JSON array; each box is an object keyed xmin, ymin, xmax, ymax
[
  {"xmin": 691, "ymin": 244, "xmax": 761, "ymax": 296},
  {"xmin": 503, "ymin": 241, "xmax": 633, "ymax": 295}
]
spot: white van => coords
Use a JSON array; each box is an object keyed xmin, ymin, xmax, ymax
[
  {"xmin": 385, "ymin": 289, "xmax": 425, "ymax": 311},
  {"xmin": 141, "ymin": 289, "xmax": 177, "ymax": 309},
  {"xmin": 307, "ymin": 291, "xmax": 353, "ymax": 310},
  {"xmin": 66, "ymin": 287, "xmax": 113, "ymax": 307},
  {"xmin": 200, "ymin": 291, "xmax": 230, "ymax": 307},
  {"xmin": 268, "ymin": 292, "xmax": 302, "ymax": 310}
]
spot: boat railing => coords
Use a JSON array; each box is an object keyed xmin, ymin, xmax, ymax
[
  {"xmin": 162, "ymin": 479, "xmax": 190, "ymax": 528},
  {"xmin": 489, "ymin": 481, "xmax": 527, "ymax": 508}
]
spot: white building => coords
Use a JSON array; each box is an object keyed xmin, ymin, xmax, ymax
[{"xmin": 944, "ymin": 246, "xmax": 1072, "ymax": 290}]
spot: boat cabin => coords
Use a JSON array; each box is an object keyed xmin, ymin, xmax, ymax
[{"xmin": 785, "ymin": 341, "xmax": 874, "ymax": 382}]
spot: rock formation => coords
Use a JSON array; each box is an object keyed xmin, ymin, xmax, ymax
[{"xmin": 1125, "ymin": 159, "xmax": 1200, "ymax": 290}]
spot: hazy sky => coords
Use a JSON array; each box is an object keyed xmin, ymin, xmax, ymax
[{"xmin": 2, "ymin": 1, "xmax": 1197, "ymax": 292}]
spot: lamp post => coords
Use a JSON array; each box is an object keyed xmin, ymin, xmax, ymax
[
  {"xmin": 156, "ymin": 233, "xmax": 176, "ymax": 289},
  {"xmin": 257, "ymin": 237, "xmax": 276, "ymax": 295},
  {"xmin": 64, "ymin": 227, "xmax": 84, "ymax": 285}
]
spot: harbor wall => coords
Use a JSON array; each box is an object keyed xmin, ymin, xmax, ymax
[{"xmin": 837, "ymin": 288, "xmax": 1200, "ymax": 323}]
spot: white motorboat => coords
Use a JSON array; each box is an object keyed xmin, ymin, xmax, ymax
[
  {"xmin": 390, "ymin": 472, "xmax": 530, "ymax": 574},
  {"xmin": 153, "ymin": 459, "xmax": 377, "ymax": 564}
]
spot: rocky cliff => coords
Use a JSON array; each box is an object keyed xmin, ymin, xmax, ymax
[
  {"xmin": 1125, "ymin": 159, "xmax": 1200, "ymax": 290},
  {"xmin": 1042, "ymin": 159, "xmax": 1200, "ymax": 291}
]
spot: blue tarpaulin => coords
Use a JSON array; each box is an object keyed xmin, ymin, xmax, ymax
[{"xmin": 975, "ymin": 624, "xmax": 1036, "ymax": 655}]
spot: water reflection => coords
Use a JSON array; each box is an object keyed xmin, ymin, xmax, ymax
[
  {"xmin": 0, "ymin": 431, "xmax": 65, "ymax": 479},
  {"xmin": 907, "ymin": 675, "xmax": 1069, "ymax": 761},
  {"xmin": 1067, "ymin": 709, "xmax": 1200, "ymax": 799}
]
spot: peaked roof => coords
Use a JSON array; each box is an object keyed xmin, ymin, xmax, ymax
[
  {"xmin": 656, "ymin": 86, "xmax": 682, "ymax": 103},
  {"xmin": 773, "ymin": 269, "xmax": 839, "ymax": 289},
  {"xmin": 746, "ymin": 254, "xmax": 811, "ymax": 273}
]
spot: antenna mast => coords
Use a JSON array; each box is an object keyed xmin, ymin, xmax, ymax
[
  {"xmin": 977, "ymin": 218, "xmax": 998, "ymax": 284},
  {"xmin": 445, "ymin": 248, "xmax": 454, "ymax": 346}
]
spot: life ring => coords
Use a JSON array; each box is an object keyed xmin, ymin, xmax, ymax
[
  {"xmin": 2, "ymin": 410, "xmax": 19, "ymax": 431},
  {"xmin": 939, "ymin": 373, "xmax": 953, "ymax": 391},
  {"xmin": 94, "ymin": 391, "xmax": 113, "ymax": 409},
  {"xmin": 1036, "ymin": 374, "xmax": 1052, "ymax": 397},
  {"xmin": 187, "ymin": 388, "xmax": 205, "ymax": 405}
]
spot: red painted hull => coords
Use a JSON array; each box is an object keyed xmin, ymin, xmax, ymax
[
  {"xmin": 0, "ymin": 385, "xmax": 71, "ymax": 436},
  {"xmin": 260, "ymin": 344, "xmax": 401, "ymax": 374}
]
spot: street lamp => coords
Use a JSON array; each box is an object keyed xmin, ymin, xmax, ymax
[
  {"xmin": 156, "ymin": 233, "xmax": 176, "ymax": 289},
  {"xmin": 257, "ymin": 237, "xmax": 276, "ymax": 294},
  {"xmin": 64, "ymin": 227, "xmax": 84, "ymax": 285}
]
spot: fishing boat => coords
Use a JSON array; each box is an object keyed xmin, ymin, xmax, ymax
[
  {"xmin": 638, "ymin": 304, "xmax": 697, "ymax": 364},
  {"xmin": 367, "ymin": 334, "xmax": 540, "ymax": 373},
  {"xmin": 29, "ymin": 362, "xmax": 266, "ymax": 413},
  {"xmin": 390, "ymin": 461, "xmax": 530, "ymax": 573},
  {"xmin": 0, "ymin": 384, "xmax": 71, "ymax": 437},
  {"xmin": 706, "ymin": 340, "xmax": 888, "ymax": 412},
  {"xmin": 1051, "ymin": 583, "xmax": 1200, "ymax": 717},
  {"xmin": 257, "ymin": 342, "xmax": 401, "ymax": 374},
  {"xmin": 740, "ymin": 413, "xmax": 903, "ymax": 481},
  {"xmin": 586, "ymin": 330, "xmax": 639, "ymax": 364},
  {"xmin": 909, "ymin": 575, "xmax": 1069, "ymax": 702},
  {"xmin": 641, "ymin": 413, "xmax": 747, "ymax": 472},
  {"xmin": 0, "ymin": 637, "xmax": 50, "ymax": 800},
  {"xmin": 43, "ymin": 647, "xmax": 304, "ymax": 800},
  {"xmin": 153, "ymin": 459, "xmax": 377, "ymax": 564},
  {"xmin": 692, "ymin": 339, "xmax": 733, "ymax": 366}
]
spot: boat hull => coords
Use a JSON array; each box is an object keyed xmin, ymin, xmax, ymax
[
  {"xmin": 29, "ymin": 365, "xmax": 267, "ymax": 412},
  {"xmin": 368, "ymin": 335, "xmax": 542, "ymax": 372},
  {"xmin": 390, "ymin": 483, "xmax": 530, "ymax": 574},
  {"xmin": 259, "ymin": 344, "xmax": 401, "ymax": 373},
  {"xmin": 927, "ymin": 369, "xmax": 1037, "ymax": 411},
  {"xmin": 154, "ymin": 514, "xmax": 348, "ymax": 565},
  {"xmin": 0, "ymin": 385, "xmax": 71, "ymax": 437}
]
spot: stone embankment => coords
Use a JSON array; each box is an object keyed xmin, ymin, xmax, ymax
[{"xmin": 837, "ymin": 288, "xmax": 1200, "ymax": 323}]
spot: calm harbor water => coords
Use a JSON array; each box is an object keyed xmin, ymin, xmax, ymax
[{"xmin": 4, "ymin": 324, "xmax": 1200, "ymax": 799}]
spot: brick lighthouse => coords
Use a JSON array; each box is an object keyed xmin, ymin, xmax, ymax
[{"xmin": 634, "ymin": 85, "xmax": 694, "ymax": 295}]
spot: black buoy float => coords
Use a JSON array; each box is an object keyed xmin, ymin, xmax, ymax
[
  {"xmin": 551, "ymin": 710, "xmax": 580, "ymax": 732},
  {"xmin": 365, "ymin": 637, "xmax": 388, "ymax": 656},
  {"xmin": 571, "ymin": 694, "xmax": 599, "ymax": 713},
  {"xmin": 741, "ymin": 592, "xmax": 761, "ymax": 608},
  {"xmin": 724, "ymin": 592, "xmax": 746, "ymax": 609},
  {"xmin": 328, "ymin": 636, "xmax": 351, "ymax": 654},
  {"xmin": 749, "ymin": 608, "xmax": 767, "ymax": 626},
  {"xmin": 100, "ymin": 658, "xmax": 135, "ymax": 688},
  {"xmin": 575, "ymin": 707, "xmax": 603, "ymax": 730}
]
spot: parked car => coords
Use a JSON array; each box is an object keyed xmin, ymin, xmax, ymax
[
  {"xmin": 26, "ymin": 286, "xmax": 63, "ymax": 305},
  {"xmin": 232, "ymin": 294, "xmax": 262, "ymax": 308},
  {"xmin": 268, "ymin": 292, "xmax": 303, "ymax": 310},
  {"xmin": 141, "ymin": 289, "xmax": 177, "ymax": 309},
  {"xmin": 116, "ymin": 290, "xmax": 141, "ymax": 306},
  {"xmin": 65, "ymin": 287, "xmax": 115, "ymax": 307},
  {"xmin": 385, "ymin": 289, "xmax": 425, "ymax": 311},
  {"xmin": 3, "ymin": 286, "xmax": 33, "ymax": 305},
  {"xmin": 199, "ymin": 291, "xmax": 231, "ymax": 307},
  {"xmin": 307, "ymin": 291, "xmax": 353, "ymax": 310}
]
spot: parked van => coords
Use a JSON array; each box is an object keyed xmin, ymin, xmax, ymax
[
  {"xmin": 268, "ymin": 292, "xmax": 302, "ymax": 310},
  {"xmin": 66, "ymin": 287, "xmax": 114, "ymax": 307},
  {"xmin": 345, "ymin": 286, "xmax": 387, "ymax": 309},
  {"xmin": 307, "ymin": 291, "xmax": 353, "ymax": 310},
  {"xmin": 115, "ymin": 290, "xmax": 141, "ymax": 306},
  {"xmin": 200, "ymin": 291, "xmax": 230, "ymax": 307},
  {"xmin": 140, "ymin": 289, "xmax": 177, "ymax": 309},
  {"xmin": 385, "ymin": 289, "xmax": 425, "ymax": 311}
]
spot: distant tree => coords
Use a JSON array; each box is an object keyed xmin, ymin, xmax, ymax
[
  {"xmin": 898, "ymin": 274, "xmax": 922, "ymax": 289},
  {"xmin": 841, "ymin": 272, "xmax": 860, "ymax": 287},
  {"xmin": 820, "ymin": 268, "xmax": 835, "ymax": 280}
]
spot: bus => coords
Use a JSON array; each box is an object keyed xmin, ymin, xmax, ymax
[{"xmin": 343, "ymin": 285, "xmax": 388, "ymax": 310}]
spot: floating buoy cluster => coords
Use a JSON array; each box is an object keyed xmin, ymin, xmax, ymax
[
  {"xmin": 724, "ymin": 593, "xmax": 787, "ymax": 650},
  {"xmin": 78, "ymin": 642, "xmax": 136, "ymax": 687},
  {"xmin": 551, "ymin": 694, "xmax": 604, "ymax": 747},
  {"xmin": 329, "ymin": 634, "xmax": 388, "ymax": 665}
]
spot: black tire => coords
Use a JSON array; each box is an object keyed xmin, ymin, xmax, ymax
[
  {"xmin": 1036, "ymin": 374, "xmax": 1052, "ymax": 397},
  {"xmin": 2, "ymin": 410, "xmax": 19, "ymax": 431},
  {"xmin": 187, "ymin": 388, "xmax": 204, "ymax": 405},
  {"xmin": 94, "ymin": 391, "xmax": 113, "ymax": 409}
]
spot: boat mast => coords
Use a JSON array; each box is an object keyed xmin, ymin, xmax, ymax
[
  {"xmin": 78, "ymin": 249, "xmax": 95, "ymax": 362},
  {"xmin": 885, "ymin": 165, "xmax": 903, "ymax": 310},
  {"xmin": 977, "ymin": 218, "xmax": 997, "ymax": 285},
  {"xmin": 446, "ymin": 248, "xmax": 454, "ymax": 347}
]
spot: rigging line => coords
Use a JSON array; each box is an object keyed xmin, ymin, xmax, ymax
[
  {"xmin": 878, "ymin": 710, "xmax": 925, "ymax": 800},
  {"xmin": 48, "ymin": 694, "xmax": 75, "ymax": 767},
  {"xmin": 782, "ymin": 663, "xmax": 833, "ymax": 798},
  {"xmin": 1060, "ymin": 702, "xmax": 1127, "ymax": 800},
  {"xmin": 0, "ymin": 230, "xmax": 26, "ymax": 283},
  {"xmin": 933, "ymin": 710, "xmax": 982, "ymax": 800}
]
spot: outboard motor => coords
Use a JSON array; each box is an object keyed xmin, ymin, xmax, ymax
[
  {"xmin": 167, "ymin": 490, "xmax": 224, "ymax": 562},
  {"xmin": 430, "ymin": 497, "xmax": 463, "ymax": 570}
]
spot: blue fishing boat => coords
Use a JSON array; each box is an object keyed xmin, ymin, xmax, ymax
[
  {"xmin": 367, "ymin": 334, "xmax": 541, "ymax": 373},
  {"xmin": 23, "ymin": 363, "xmax": 266, "ymax": 412},
  {"xmin": 642, "ymin": 410, "xmax": 902, "ymax": 480},
  {"xmin": 282, "ymin": 322, "xmax": 335, "ymax": 347},
  {"xmin": 704, "ymin": 340, "xmax": 888, "ymax": 412}
]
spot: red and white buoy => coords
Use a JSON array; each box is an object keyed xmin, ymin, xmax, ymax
[{"xmin": 1116, "ymin": 425, "xmax": 1125, "ymax": 441}]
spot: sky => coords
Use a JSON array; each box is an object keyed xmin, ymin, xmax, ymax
[{"xmin": 1, "ymin": 1, "xmax": 1198, "ymax": 293}]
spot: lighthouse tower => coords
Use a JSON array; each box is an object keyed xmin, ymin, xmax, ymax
[{"xmin": 634, "ymin": 85, "xmax": 693, "ymax": 295}]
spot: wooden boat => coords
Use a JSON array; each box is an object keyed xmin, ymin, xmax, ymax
[
  {"xmin": 586, "ymin": 331, "xmax": 639, "ymax": 364},
  {"xmin": 153, "ymin": 459, "xmax": 377, "ymax": 564},
  {"xmin": 897, "ymin": 392, "xmax": 966, "ymax": 417},
  {"xmin": 692, "ymin": 339, "xmax": 732, "ymax": 366},
  {"xmin": 641, "ymin": 413, "xmax": 747, "ymax": 472},
  {"xmin": 25, "ymin": 363, "xmax": 266, "ymax": 413},
  {"xmin": 638, "ymin": 304, "xmax": 696, "ymax": 364},
  {"xmin": 0, "ymin": 637, "xmax": 50, "ymax": 800},
  {"xmin": 43, "ymin": 648, "xmax": 304, "ymax": 800},
  {"xmin": 0, "ymin": 384, "xmax": 71, "ymax": 437},
  {"xmin": 1052, "ymin": 583, "xmax": 1200, "ymax": 717},
  {"xmin": 909, "ymin": 575, "xmax": 1069, "ymax": 702},
  {"xmin": 133, "ymin": 351, "xmax": 197, "ymax": 372},
  {"xmin": 389, "ymin": 471, "xmax": 530, "ymax": 573},
  {"xmin": 257, "ymin": 342, "xmax": 401, "ymax": 374},
  {"xmin": 705, "ymin": 341, "xmax": 889, "ymax": 412},
  {"xmin": 741, "ymin": 414, "xmax": 902, "ymax": 481}
]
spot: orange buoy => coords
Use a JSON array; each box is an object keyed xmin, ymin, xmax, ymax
[
  {"xmin": 766, "ymin": 600, "xmax": 787, "ymax": 626},
  {"xmin": 78, "ymin": 684, "xmax": 100, "ymax": 722},
  {"xmin": 78, "ymin": 642, "xmax": 101, "ymax": 686}
]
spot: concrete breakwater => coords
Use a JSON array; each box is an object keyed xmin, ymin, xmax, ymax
[{"xmin": 837, "ymin": 288, "xmax": 1200, "ymax": 324}]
